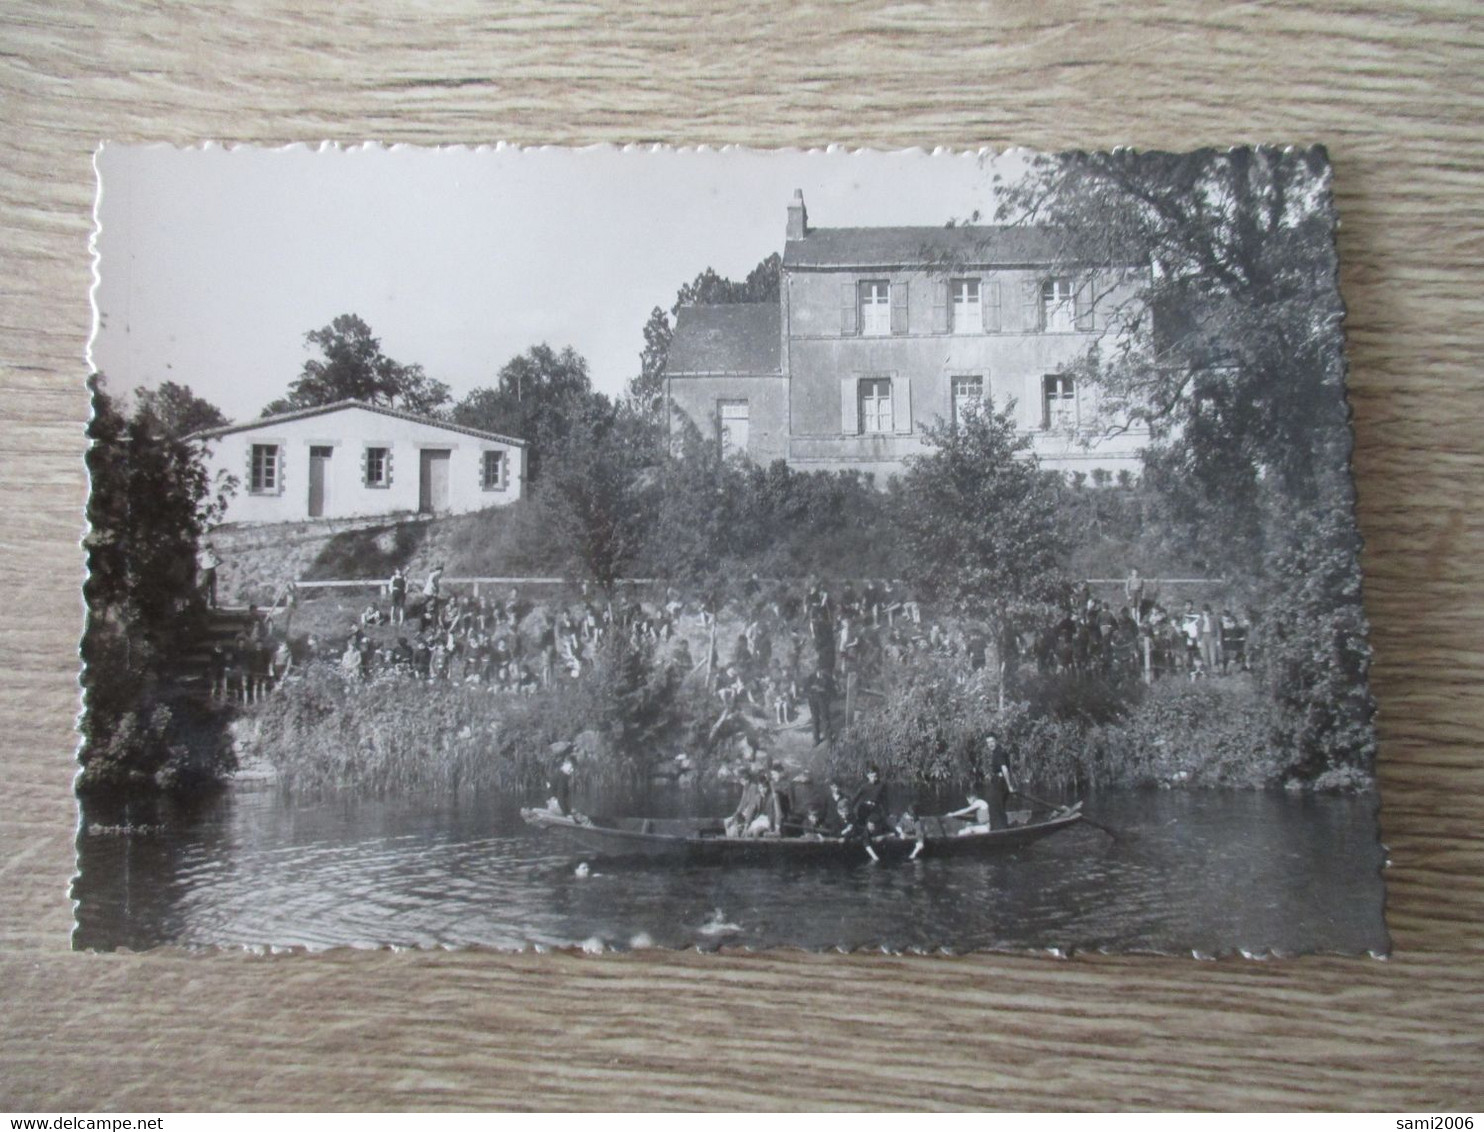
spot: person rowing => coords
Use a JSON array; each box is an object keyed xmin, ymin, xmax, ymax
[{"xmin": 945, "ymin": 787, "xmax": 992, "ymax": 836}]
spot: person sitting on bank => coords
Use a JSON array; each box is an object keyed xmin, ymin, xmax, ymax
[{"xmin": 946, "ymin": 788, "xmax": 992, "ymax": 835}]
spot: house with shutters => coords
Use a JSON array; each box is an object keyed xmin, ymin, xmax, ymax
[
  {"xmin": 190, "ymin": 400, "xmax": 527, "ymax": 525},
  {"xmin": 663, "ymin": 190, "xmax": 1151, "ymax": 479}
]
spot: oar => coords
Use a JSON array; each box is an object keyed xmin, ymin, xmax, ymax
[{"xmin": 1010, "ymin": 785, "xmax": 1121, "ymax": 841}]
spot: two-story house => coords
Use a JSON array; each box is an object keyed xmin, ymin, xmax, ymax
[{"xmin": 664, "ymin": 190, "xmax": 1150, "ymax": 479}]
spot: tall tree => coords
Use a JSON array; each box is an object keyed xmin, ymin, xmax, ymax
[
  {"xmin": 894, "ymin": 402, "xmax": 1067, "ymax": 613},
  {"xmin": 453, "ymin": 344, "xmax": 604, "ymax": 481},
  {"xmin": 132, "ymin": 381, "xmax": 228, "ymax": 439},
  {"xmin": 262, "ymin": 313, "xmax": 450, "ymax": 417},
  {"xmin": 626, "ymin": 253, "xmax": 782, "ymax": 417},
  {"xmin": 997, "ymin": 147, "xmax": 1371, "ymax": 780}
]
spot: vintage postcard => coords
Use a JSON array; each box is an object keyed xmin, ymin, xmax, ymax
[{"xmin": 76, "ymin": 144, "xmax": 1386, "ymax": 954}]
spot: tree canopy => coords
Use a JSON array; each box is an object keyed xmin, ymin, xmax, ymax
[
  {"xmin": 453, "ymin": 344, "xmax": 607, "ymax": 481},
  {"xmin": 628, "ymin": 253, "xmax": 781, "ymax": 418},
  {"xmin": 262, "ymin": 313, "xmax": 450, "ymax": 417},
  {"xmin": 894, "ymin": 402, "xmax": 1067, "ymax": 613},
  {"xmin": 997, "ymin": 147, "xmax": 1371, "ymax": 779},
  {"xmin": 132, "ymin": 381, "xmax": 228, "ymax": 439}
]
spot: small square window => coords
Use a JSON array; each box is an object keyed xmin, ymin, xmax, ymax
[
  {"xmin": 482, "ymin": 450, "xmax": 506, "ymax": 491},
  {"xmin": 365, "ymin": 447, "xmax": 390, "ymax": 487},
  {"xmin": 250, "ymin": 444, "xmax": 278, "ymax": 493}
]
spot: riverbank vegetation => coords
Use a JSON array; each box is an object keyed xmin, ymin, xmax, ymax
[{"xmin": 86, "ymin": 148, "xmax": 1373, "ymax": 803}]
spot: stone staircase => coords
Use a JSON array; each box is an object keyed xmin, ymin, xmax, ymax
[{"xmin": 161, "ymin": 607, "xmax": 262, "ymax": 703}]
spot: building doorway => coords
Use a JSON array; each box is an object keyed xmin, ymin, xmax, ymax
[
  {"xmin": 308, "ymin": 445, "xmax": 333, "ymax": 517},
  {"xmin": 419, "ymin": 449, "xmax": 451, "ymax": 513}
]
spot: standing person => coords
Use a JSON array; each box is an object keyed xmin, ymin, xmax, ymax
[
  {"xmin": 197, "ymin": 542, "xmax": 221, "ymax": 609},
  {"xmin": 983, "ymin": 735, "xmax": 1012, "ymax": 829},
  {"xmin": 1125, "ymin": 568, "xmax": 1146, "ymax": 624},
  {"xmin": 848, "ymin": 765, "xmax": 890, "ymax": 861},
  {"xmin": 423, "ymin": 564, "xmax": 445, "ymax": 626},
  {"xmin": 389, "ymin": 567, "xmax": 408, "ymax": 626},
  {"xmin": 805, "ymin": 667, "xmax": 834, "ymax": 746},
  {"xmin": 1199, "ymin": 603, "xmax": 1221, "ymax": 675}
]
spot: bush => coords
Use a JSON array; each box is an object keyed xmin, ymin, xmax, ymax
[{"xmin": 251, "ymin": 633, "xmax": 703, "ymax": 797}]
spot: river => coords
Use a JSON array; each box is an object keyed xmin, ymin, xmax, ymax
[{"xmin": 72, "ymin": 786, "xmax": 1388, "ymax": 955}]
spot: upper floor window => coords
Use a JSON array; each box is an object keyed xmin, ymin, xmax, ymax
[
  {"xmin": 952, "ymin": 376, "xmax": 985, "ymax": 427},
  {"xmin": 482, "ymin": 450, "xmax": 506, "ymax": 491},
  {"xmin": 364, "ymin": 446, "xmax": 390, "ymax": 487},
  {"xmin": 250, "ymin": 444, "xmax": 279, "ymax": 493},
  {"xmin": 859, "ymin": 378, "xmax": 894, "ymax": 434},
  {"xmin": 1043, "ymin": 374, "xmax": 1078, "ymax": 430},
  {"xmin": 950, "ymin": 279, "xmax": 981, "ymax": 334},
  {"xmin": 859, "ymin": 280, "xmax": 892, "ymax": 336},
  {"xmin": 718, "ymin": 399, "xmax": 750, "ymax": 457},
  {"xmin": 1042, "ymin": 278, "xmax": 1077, "ymax": 332}
]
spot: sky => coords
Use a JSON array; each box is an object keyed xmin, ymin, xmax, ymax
[{"xmin": 91, "ymin": 144, "xmax": 1026, "ymax": 422}]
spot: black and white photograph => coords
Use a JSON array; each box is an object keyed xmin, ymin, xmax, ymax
[{"xmin": 75, "ymin": 144, "xmax": 1386, "ymax": 955}]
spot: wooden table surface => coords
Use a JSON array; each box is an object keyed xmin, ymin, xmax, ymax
[{"xmin": 2, "ymin": 1, "xmax": 1482, "ymax": 1112}]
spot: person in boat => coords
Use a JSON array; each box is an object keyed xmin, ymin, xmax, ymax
[
  {"xmin": 851, "ymin": 765, "xmax": 890, "ymax": 836},
  {"xmin": 800, "ymin": 800, "xmax": 831, "ymax": 839},
  {"xmin": 847, "ymin": 765, "xmax": 890, "ymax": 861},
  {"xmin": 546, "ymin": 755, "xmax": 575, "ymax": 816},
  {"xmin": 896, "ymin": 804, "xmax": 926, "ymax": 859},
  {"xmin": 946, "ymin": 788, "xmax": 992, "ymax": 835},
  {"xmin": 764, "ymin": 763, "xmax": 792, "ymax": 837},
  {"xmin": 827, "ymin": 781, "xmax": 851, "ymax": 834},
  {"xmin": 984, "ymin": 735, "xmax": 1012, "ymax": 829},
  {"xmin": 725, "ymin": 769, "xmax": 769, "ymax": 838}
]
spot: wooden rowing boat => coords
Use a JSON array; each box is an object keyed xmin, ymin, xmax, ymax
[{"xmin": 520, "ymin": 802, "xmax": 1085, "ymax": 863}]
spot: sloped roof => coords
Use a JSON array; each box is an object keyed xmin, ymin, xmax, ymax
[
  {"xmin": 784, "ymin": 225, "xmax": 1090, "ymax": 270},
  {"xmin": 186, "ymin": 399, "xmax": 527, "ymax": 447},
  {"xmin": 665, "ymin": 303, "xmax": 781, "ymax": 376}
]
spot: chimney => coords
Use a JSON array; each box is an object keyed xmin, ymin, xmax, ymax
[{"xmin": 786, "ymin": 188, "xmax": 808, "ymax": 241}]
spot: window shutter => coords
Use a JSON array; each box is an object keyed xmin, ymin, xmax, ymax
[
  {"xmin": 1025, "ymin": 278, "xmax": 1044, "ymax": 331},
  {"xmin": 840, "ymin": 282, "xmax": 858, "ymax": 336},
  {"xmin": 983, "ymin": 279, "xmax": 1002, "ymax": 332},
  {"xmin": 385, "ymin": 447, "xmax": 394, "ymax": 488},
  {"xmin": 275, "ymin": 446, "xmax": 285, "ymax": 496},
  {"xmin": 890, "ymin": 280, "xmax": 909, "ymax": 335},
  {"xmin": 840, "ymin": 376, "xmax": 859, "ymax": 436},
  {"xmin": 1074, "ymin": 278, "xmax": 1095, "ymax": 330},
  {"xmin": 893, "ymin": 376, "xmax": 912, "ymax": 435},
  {"xmin": 360, "ymin": 447, "xmax": 369, "ymax": 487},
  {"xmin": 932, "ymin": 280, "xmax": 948, "ymax": 334}
]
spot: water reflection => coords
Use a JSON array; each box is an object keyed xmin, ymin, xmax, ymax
[{"xmin": 73, "ymin": 787, "xmax": 1388, "ymax": 955}]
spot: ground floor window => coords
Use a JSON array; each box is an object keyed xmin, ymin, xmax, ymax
[
  {"xmin": 951, "ymin": 375, "xmax": 985, "ymax": 426},
  {"xmin": 718, "ymin": 399, "xmax": 750, "ymax": 456},
  {"xmin": 859, "ymin": 378, "xmax": 893, "ymax": 434},
  {"xmin": 1043, "ymin": 374, "xmax": 1078, "ymax": 429},
  {"xmin": 250, "ymin": 444, "xmax": 279, "ymax": 493},
  {"xmin": 482, "ymin": 450, "xmax": 506, "ymax": 490},
  {"xmin": 364, "ymin": 446, "xmax": 390, "ymax": 487}
]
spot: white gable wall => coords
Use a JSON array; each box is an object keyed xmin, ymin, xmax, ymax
[{"xmin": 199, "ymin": 405, "xmax": 525, "ymax": 525}]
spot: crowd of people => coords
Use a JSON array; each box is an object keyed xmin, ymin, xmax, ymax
[{"xmin": 204, "ymin": 563, "xmax": 1251, "ymax": 743}]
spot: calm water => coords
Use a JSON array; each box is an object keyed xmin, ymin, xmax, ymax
[{"xmin": 73, "ymin": 787, "xmax": 1388, "ymax": 955}]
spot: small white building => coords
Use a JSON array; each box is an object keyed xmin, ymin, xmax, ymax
[{"xmin": 191, "ymin": 400, "xmax": 527, "ymax": 525}]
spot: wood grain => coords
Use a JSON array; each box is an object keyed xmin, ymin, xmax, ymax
[{"xmin": 3, "ymin": 0, "xmax": 1482, "ymax": 1111}]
